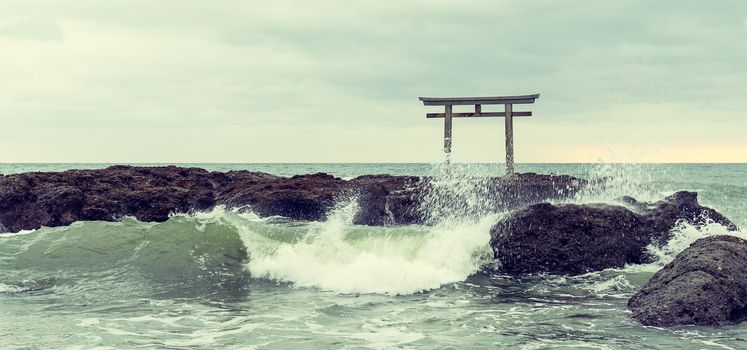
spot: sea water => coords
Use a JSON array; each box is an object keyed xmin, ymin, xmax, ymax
[{"xmin": 0, "ymin": 163, "xmax": 745, "ymax": 349}]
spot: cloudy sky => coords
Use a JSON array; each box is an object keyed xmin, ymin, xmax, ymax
[{"xmin": 1, "ymin": 0, "xmax": 745, "ymax": 163}]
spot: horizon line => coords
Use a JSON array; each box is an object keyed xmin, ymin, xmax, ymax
[{"xmin": 2, "ymin": 162, "xmax": 746, "ymax": 165}]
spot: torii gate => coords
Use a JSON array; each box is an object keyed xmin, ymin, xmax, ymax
[{"xmin": 419, "ymin": 94, "xmax": 540, "ymax": 175}]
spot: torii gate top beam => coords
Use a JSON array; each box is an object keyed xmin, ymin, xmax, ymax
[{"xmin": 418, "ymin": 94, "xmax": 539, "ymax": 106}]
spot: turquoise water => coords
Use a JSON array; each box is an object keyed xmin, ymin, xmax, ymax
[{"xmin": 1, "ymin": 163, "xmax": 746, "ymax": 349}]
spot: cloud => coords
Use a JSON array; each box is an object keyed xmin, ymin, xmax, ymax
[
  {"xmin": 0, "ymin": 16, "xmax": 63, "ymax": 41},
  {"xmin": 0, "ymin": 0, "xmax": 745, "ymax": 162}
]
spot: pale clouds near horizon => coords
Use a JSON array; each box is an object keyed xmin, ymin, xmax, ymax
[{"xmin": 0, "ymin": 0, "xmax": 745, "ymax": 163}]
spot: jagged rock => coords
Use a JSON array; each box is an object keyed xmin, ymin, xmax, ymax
[
  {"xmin": 220, "ymin": 172, "xmax": 347, "ymax": 221},
  {"xmin": 629, "ymin": 235, "xmax": 747, "ymax": 326},
  {"xmin": 490, "ymin": 191, "xmax": 737, "ymax": 275},
  {"xmin": 349, "ymin": 175, "xmax": 423, "ymax": 225},
  {"xmin": 350, "ymin": 172, "xmax": 589, "ymax": 226},
  {"xmin": 0, "ymin": 166, "xmax": 586, "ymax": 233}
]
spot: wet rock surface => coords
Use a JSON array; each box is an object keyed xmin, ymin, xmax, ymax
[
  {"xmin": 490, "ymin": 191, "xmax": 738, "ymax": 275},
  {"xmin": 628, "ymin": 235, "xmax": 747, "ymax": 326},
  {"xmin": 0, "ymin": 166, "xmax": 585, "ymax": 233}
]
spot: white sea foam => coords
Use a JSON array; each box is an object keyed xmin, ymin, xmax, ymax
[
  {"xmin": 646, "ymin": 220, "xmax": 745, "ymax": 266},
  {"xmin": 242, "ymin": 197, "xmax": 497, "ymax": 295},
  {"xmin": 349, "ymin": 323, "xmax": 425, "ymax": 349},
  {"xmin": 0, "ymin": 282, "xmax": 25, "ymax": 293},
  {"xmin": 175, "ymin": 205, "xmax": 263, "ymax": 222},
  {"xmin": 584, "ymin": 220, "xmax": 747, "ymax": 277},
  {"xmin": 0, "ymin": 227, "xmax": 45, "ymax": 237}
]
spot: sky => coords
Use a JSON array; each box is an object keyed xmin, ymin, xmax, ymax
[{"xmin": 1, "ymin": 0, "xmax": 745, "ymax": 163}]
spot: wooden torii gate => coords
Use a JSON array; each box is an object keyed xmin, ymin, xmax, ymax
[{"xmin": 418, "ymin": 94, "xmax": 540, "ymax": 175}]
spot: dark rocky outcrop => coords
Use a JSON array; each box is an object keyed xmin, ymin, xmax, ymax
[
  {"xmin": 628, "ymin": 235, "xmax": 747, "ymax": 326},
  {"xmin": 219, "ymin": 172, "xmax": 347, "ymax": 221},
  {"xmin": 0, "ymin": 166, "xmax": 585, "ymax": 233},
  {"xmin": 348, "ymin": 175, "xmax": 423, "ymax": 226},
  {"xmin": 350, "ymin": 172, "xmax": 586, "ymax": 226},
  {"xmin": 490, "ymin": 191, "xmax": 738, "ymax": 275}
]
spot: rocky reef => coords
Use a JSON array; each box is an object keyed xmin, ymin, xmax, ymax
[
  {"xmin": 0, "ymin": 165, "xmax": 585, "ymax": 233},
  {"xmin": 628, "ymin": 235, "xmax": 747, "ymax": 326},
  {"xmin": 490, "ymin": 191, "xmax": 737, "ymax": 275}
]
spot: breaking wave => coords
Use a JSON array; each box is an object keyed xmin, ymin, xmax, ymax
[
  {"xmin": 243, "ymin": 199, "xmax": 497, "ymax": 295},
  {"xmin": 0, "ymin": 204, "xmax": 497, "ymax": 296}
]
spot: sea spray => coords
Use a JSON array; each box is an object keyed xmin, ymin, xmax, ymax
[
  {"xmin": 645, "ymin": 220, "xmax": 746, "ymax": 266},
  {"xmin": 568, "ymin": 163, "xmax": 745, "ymax": 266},
  {"xmin": 417, "ymin": 162, "xmax": 502, "ymax": 225},
  {"xmin": 240, "ymin": 194, "xmax": 497, "ymax": 295},
  {"xmin": 574, "ymin": 162, "xmax": 662, "ymax": 204},
  {"xmin": 236, "ymin": 163, "xmax": 505, "ymax": 295}
]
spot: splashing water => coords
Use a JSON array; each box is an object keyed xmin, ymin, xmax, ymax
[
  {"xmin": 418, "ymin": 162, "xmax": 505, "ymax": 225},
  {"xmin": 193, "ymin": 162, "xmax": 739, "ymax": 295},
  {"xmin": 574, "ymin": 162, "xmax": 662, "ymax": 204},
  {"xmin": 645, "ymin": 220, "xmax": 746, "ymax": 267},
  {"xmin": 240, "ymin": 193, "xmax": 497, "ymax": 295},
  {"xmin": 233, "ymin": 162, "xmax": 508, "ymax": 295}
]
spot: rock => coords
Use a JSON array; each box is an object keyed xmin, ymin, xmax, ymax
[
  {"xmin": 38, "ymin": 185, "xmax": 84, "ymax": 227},
  {"xmin": 646, "ymin": 191, "xmax": 738, "ymax": 242},
  {"xmin": 349, "ymin": 175, "xmax": 423, "ymax": 225},
  {"xmin": 349, "ymin": 172, "xmax": 589, "ymax": 226},
  {"xmin": 491, "ymin": 173, "xmax": 586, "ymax": 211},
  {"xmin": 220, "ymin": 172, "xmax": 346, "ymax": 221},
  {"xmin": 628, "ymin": 235, "xmax": 747, "ymax": 326},
  {"xmin": 490, "ymin": 191, "xmax": 737, "ymax": 275},
  {"xmin": 0, "ymin": 166, "xmax": 586, "ymax": 233},
  {"xmin": 0, "ymin": 166, "xmax": 227, "ymax": 231},
  {"xmin": 491, "ymin": 202, "xmax": 653, "ymax": 275}
]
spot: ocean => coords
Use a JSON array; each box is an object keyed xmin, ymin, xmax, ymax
[{"xmin": 1, "ymin": 163, "xmax": 745, "ymax": 349}]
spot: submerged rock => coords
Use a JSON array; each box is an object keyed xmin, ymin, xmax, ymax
[
  {"xmin": 490, "ymin": 191, "xmax": 737, "ymax": 275},
  {"xmin": 628, "ymin": 235, "xmax": 747, "ymax": 326},
  {"xmin": 0, "ymin": 166, "xmax": 585, "ymax": 233}
]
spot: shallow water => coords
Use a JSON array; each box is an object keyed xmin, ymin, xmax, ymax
[{"xmin": 1, "ymin": 163, "xmax": 745, "ymax": 349}]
